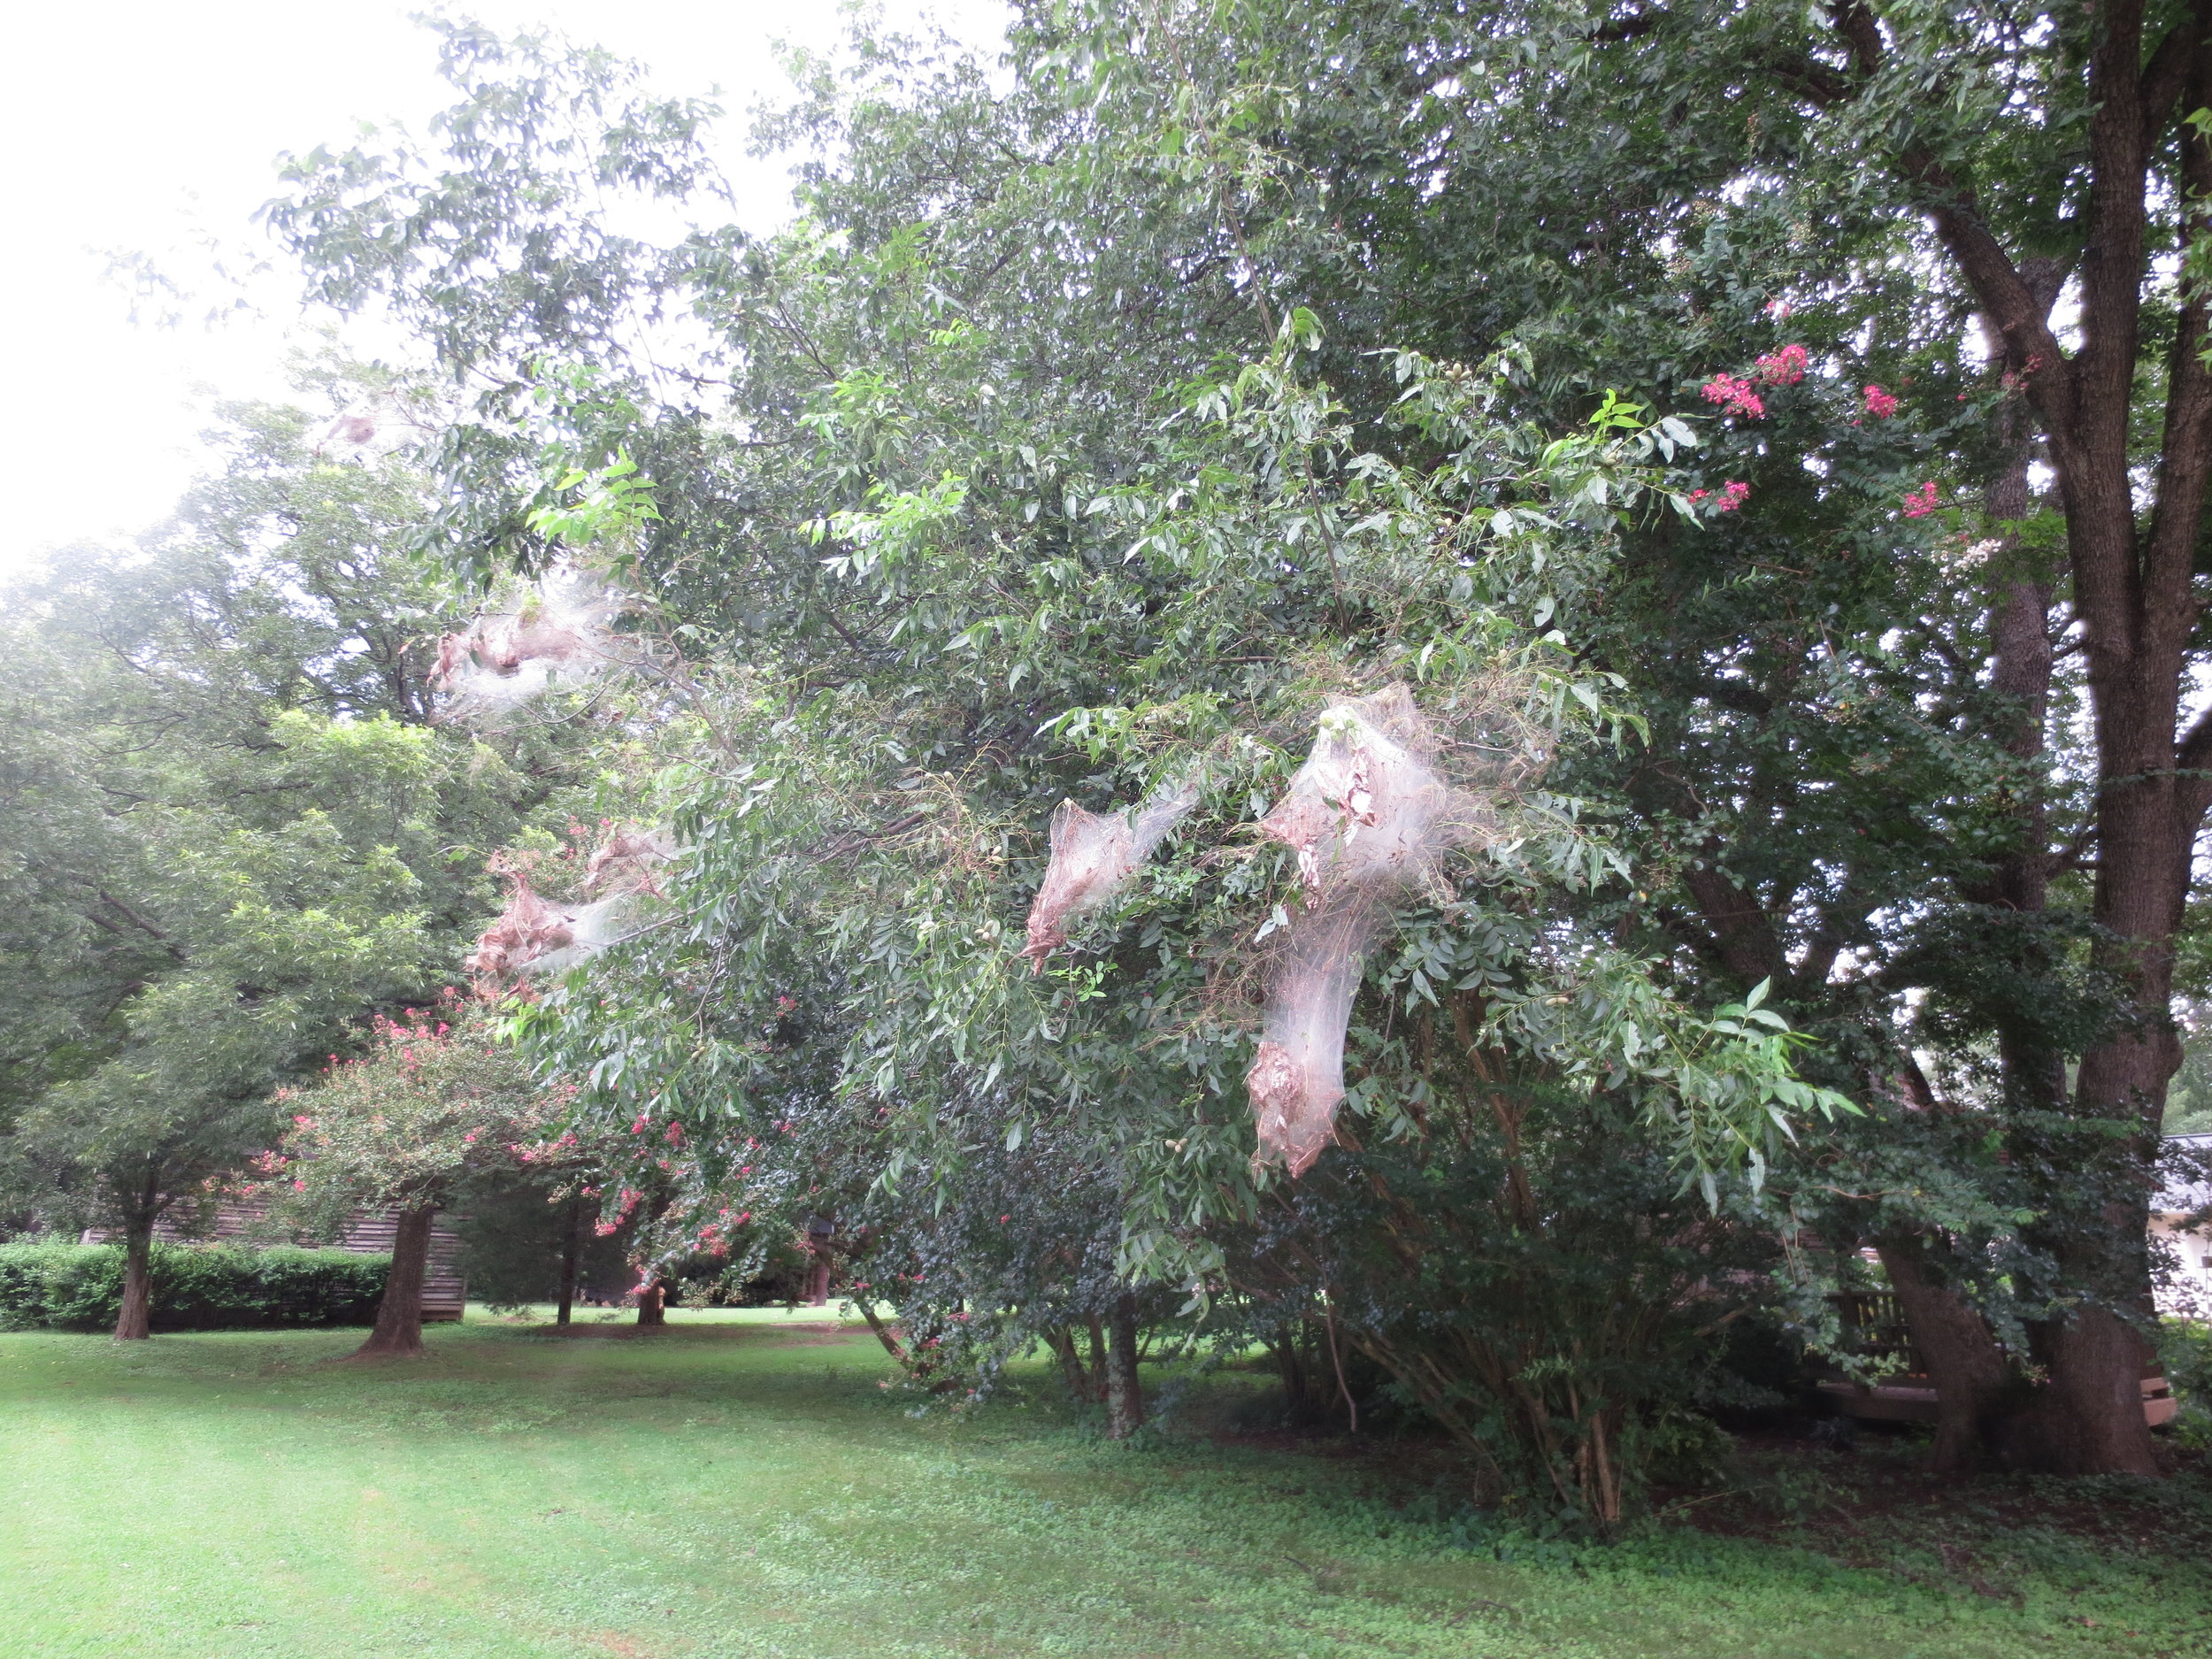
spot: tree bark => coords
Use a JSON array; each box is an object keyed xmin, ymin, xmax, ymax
[
  {"xmin": 556, "ymin": 1197, "xmax": 580, "ymax": 1327},
  {"xmin": 113, "ymin": 1215, "xmax": 156, "ymax": 1341},
  {"xmin": 2010, "ymin": 1233, "xmax": 2162, "ymax": 1476},
  {"xmin": 858, "ymin": 1300, "xmax": 905, "ymax": 1360},
  {"xmin": 1105, "ymin": 1293, "xmax": 1145, "ymax": 1440},
  {"xmin": 110, "ymin": 1167, "xmax": 165, "ymax": 1341},
  {"xmin": 1085, "ymin": 1310, "xmax": 1110, "ymax": 1402},
  {"xmin": 1048, "ymin": 1325, "xmax": 1088, "ymax": 1402},
  {"xmin": 635, "ymin": 1274, "xmax": 669, "ymax": 1326},
  {"xmin": 1875, "ymin": 1235, "xmax": 2016, "ymax": 1473},
  {"xmin": 353, "ymin": 1205, "xmax": 434, "ymax": 1359}
]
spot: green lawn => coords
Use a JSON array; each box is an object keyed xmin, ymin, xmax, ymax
[{"xmin": 0, "ymin": 1316, "xmax": 2202, "ymax": 1658}]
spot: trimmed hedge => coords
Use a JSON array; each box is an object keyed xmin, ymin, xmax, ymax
[{"xmin": 0, "ymin": 1239, "xmax": 391, "ymax": 1332}]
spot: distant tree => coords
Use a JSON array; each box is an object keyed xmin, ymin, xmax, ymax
[
  {"xmin": 0, "ymin": 390, "xmax": 595, "ymax": 1338},
  {"xmin": 4, "ymin": 705, "xmax": 445, "ymax": 1338},
  {"xmin": 452, "ymin": 1168, "xmax": 634, "ymax": 1324}
]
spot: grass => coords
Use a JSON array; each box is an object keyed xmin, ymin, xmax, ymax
[{"xmin": 0, "ymin": 1314, "xmax": 2206, "ymax": 1659}]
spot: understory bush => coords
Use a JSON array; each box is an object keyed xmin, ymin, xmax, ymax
[
  {"xmin": 2162, "ymin": 1319, "xmax": 2212, "ymax": 1449},
  {"xmin": 0, "ymin": 1239, "xmax": 389, "ymax": 1331},
  {"xmin": 1225, "ymin": 1056, "xmax": 1793, "ymax": 1530}
]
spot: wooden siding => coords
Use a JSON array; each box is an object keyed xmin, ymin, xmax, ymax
[{"xmin": 82, "ymin": 1198, "xmax": 467, "ymax": 1320}]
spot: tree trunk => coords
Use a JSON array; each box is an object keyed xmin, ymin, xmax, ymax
[
  {"xmin": 556, "ymin": 1198, "xmax": 580, "ymax": 1327},
  {"xmin": 113, "ymin": 1215, "xmax": 156, "ymax": 1341},
  {"xmin": 1045, "ymin": 1325, "xmax": 1085, "ymax": 1402},
  {"xmin": 635, "ymin": 1275, "xmax": 669, "ymax": 1326},
  {"xmin": 1831, "ymin": 0, "xmax": 2210, "ymax": 1479},
  {"xmin": 1105, "ymin": 1293, "xmax": 1144, "ymax": 1440},
  {"xmin": 2011, "ymin": 1244, "xmax": 2162, "ymax": 1476},
  {"xmin": 353, "ymin": 1205, "xmax": 434, "ymax": 1359},
  {"xmin": 1875, "ymin": 1235, "xmax": 2016, "ymax": 1472},
  {"xmin": 1271, "ymin": 1328, "xmax": 1311, "ymax": 1417},
  {"xmin": 1876, "ymin": 374, "xmax": 2057, "ymax": 1475},
  {"xmin": 1085, "ymin": 1310, "xmax": 1110, "ymax": 1402},
  {"xmin": 858, "ymin": 1300, "xmax": 905, "ymax": 1360}
]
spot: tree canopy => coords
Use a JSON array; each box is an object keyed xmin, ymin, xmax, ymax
[{"xmin": 9, "ymin": 0, "xmax": 2210, "ymax": 1505}]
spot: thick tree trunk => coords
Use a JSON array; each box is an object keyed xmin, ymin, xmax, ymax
[
  {"xmin": 2039, "ymin": 672, "xmax": 2182, "ymax": 1478},
  {"xmin": 1828, "ymin": 0, "xmax": 2212, "ymax": 1478},
  {"xmin": 2015, "ymin": 1292, "xmax": 2159, "ymax": 1475},
  {"xmin": 1875, "ymin": 1235, "xmax": 2016, "ymax": 1472},
  {"xmin": 556, "ymin": 1199, "xmax": 580, "ymax": 1327},
  {"xmin": 1105, "ymin": 1293, "xmax": 1145, "ymax": 1440},
  {"xmin": 635, "ymin": 1275, "xmax": 670, "ymax": 1326},
  {"xmin": 113, "ymin": 1216, "xmax": 156, "ymax": 1341},
  {"xmin": 353, "ymin": 1205, "xmax": 434, "ymax": 1359}
]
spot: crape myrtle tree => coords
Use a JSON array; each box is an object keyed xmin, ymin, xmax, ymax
[
  {"xmin": 264, "ymin": 22, "xmax": 1857, "ymax": 1516},
  {"xmin": 260, "ymin": 1000, "xmax": 607, "ymax": 1356},
  {"xmin": 0, "ymin": 388, "xmax": 592, "ymax": 1338}
]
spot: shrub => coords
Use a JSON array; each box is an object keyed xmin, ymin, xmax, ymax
[{"xmin": 0, "ymin": 1239, "xmax": 390, "ymax": 1332}]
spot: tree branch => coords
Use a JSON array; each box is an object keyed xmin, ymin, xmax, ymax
[
  {"xmin": 2141, "ymin": 3, "xmax": 2212, "ymax": 155},
  {"xmin": 2174, "ymin": 698, "xmax": 2212, "ymax": 830}
]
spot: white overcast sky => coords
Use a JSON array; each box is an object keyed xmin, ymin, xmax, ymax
[{"xmin": 0, "ymin": 1, "xmax": 1010, "ymax": 583}]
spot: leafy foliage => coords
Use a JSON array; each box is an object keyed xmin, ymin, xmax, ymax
[
  {"xmin": 263, "ymin": 1002, "xmax": 580, "ymax": 1228},
  {"xmin": 0, "ymin": 389, "xmax": 597, "ymax": 1256}
]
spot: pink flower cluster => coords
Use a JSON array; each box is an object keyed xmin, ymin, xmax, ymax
[
  {"xmin": 1902, "ymin": 481, "xmax": 1939, "ymax": 518},
  {"xmin": 1754, "ymin": 343, "xmax": 1809, "ymax": 386},
  {"xmin": 1863, "ymin": 384, "xmax": 1899, "ymax": 419},
  {"xmin": 1701, "ymin": 373, "xmax": 1765, "ymax": 419},
  {"xmin": 1689, "ymin": 480, "xmax": 1752, "ymax": 513}
]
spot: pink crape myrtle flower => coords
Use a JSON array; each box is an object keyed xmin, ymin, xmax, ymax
[
  {"xmin": 1863, "ymin": 384, "xmax": 1900, "ymax": 419},
  {"xmin": 1903, "ymin": 481, "xmax": 1939, "ymax": 518},
  {"xmin": 1701, "ymin": 373, "xmax": 1765, "ymax": 419},
  {"xmin": 1754, "ymin": 343, "xmax": 1809, "ymax": 386},
  {"xmin": 1717, "ymin": 480, "xmax": 1751, "ymax": 512}
]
